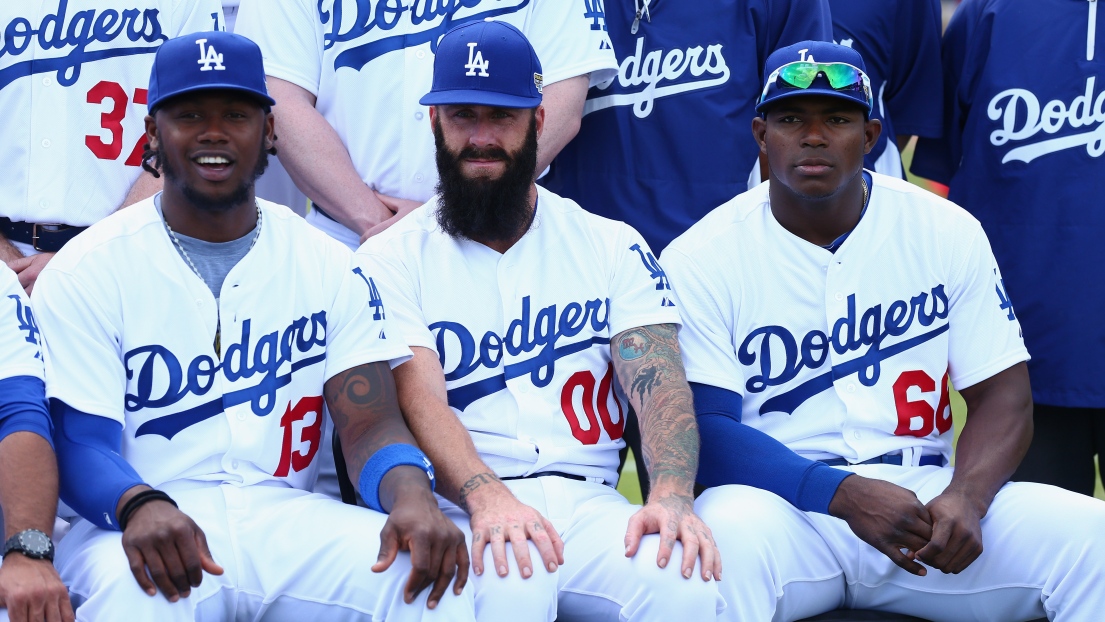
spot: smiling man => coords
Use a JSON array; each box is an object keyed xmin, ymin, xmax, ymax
[
  {"xmin": 359, "ymin": 21, "xmax": 721, "ymax": 622},
  {"xmin": 31, "ymin": 32, "xmax": 473, "ymax": 621},
  {"xmin": 664, "ymin": 41, "xmax": 1105, "ymax": 621}
]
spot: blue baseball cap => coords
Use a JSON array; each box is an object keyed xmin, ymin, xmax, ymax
[
  {"xmin": 420, "ymin": 20, "xmax": 543, "ymax": 108},
  {"xmin": 757, "ymin": 40, "xmax": 873, "ymax": 113},
  {"xmin": 147, "ymin": 31, "xmax": 276, "ymax": 113}
]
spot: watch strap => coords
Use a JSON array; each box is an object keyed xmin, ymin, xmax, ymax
[{"xmin": 2, "ymin": 529, "xmax": 54, "ymax": 561}]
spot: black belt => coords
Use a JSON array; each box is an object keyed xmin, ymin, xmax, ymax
[
  {"xmin": 0, "ymin": 217, "xmax": 87, "ymax": 253},
  {"xmin": 819, "ymin": 453, "xmax": 944, "ymax": 468},
  {"xmin": 311, "ymin": 202, "xmax": 337, "ymax": 222},
  {"xmin": 502, "ymin": 471, "xmax": 590, "ymax": 483}
]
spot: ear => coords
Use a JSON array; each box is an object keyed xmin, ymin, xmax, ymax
[
  {"xmin": 533, "ymin": 104, "xmax": 545, "ymax": 139},
  {"xmin": 144, "ymin": 114, "xmax": 159, "ymax": 150},
  {"xmin": 429, "ymin": 105, "xmax": 438, "ymax": 127},
  {"xmin": 863, "ymin": 117, "xmax": 883, "ymax": 156},
  {"xmin": 752, "ymin": 115, "xmax": 768, "ymax": 154},
  {"xmin": 263, "ymin": 111, "xmax": 276, "ymax": 150}
]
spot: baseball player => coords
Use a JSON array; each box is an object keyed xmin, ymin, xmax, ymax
[
  {"xmin": 665, "ymin": 40, "xmax": 1105, "ymax": 621},
  {"xmin": 32, "ymin": 32, "xmax": 473, "ymax": 620},
  {"xmin": 912, "ymin": 0, "xmax": 1105, "ymax": 497},
  {"xmin": 0, "ymin": 265, "xmax": 72, "ymax": 622},
  {"xmin": 233, "ymin": 0, "xmax": 617, "ymax": 249},
  {"xmin": 827, "ymin": 0, "xmax": 944, "ymax": 178},
  {"xmin": 0, "ymin": 0, "xmax": 224, "ymax": 294},
  {"xmin": 360, "ymin": 22, "xmax": 722, "ymax": 621}
]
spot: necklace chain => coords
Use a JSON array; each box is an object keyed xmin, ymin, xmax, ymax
[
  {"xmin": 163, "ymin": 204, "xmax": 263, "ymax": 357},
  {"xmin": 860, "ymin": 175, "xmax": 869, "ymax": 208}
]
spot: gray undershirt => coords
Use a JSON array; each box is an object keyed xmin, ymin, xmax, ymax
[{"xmin": 156, "ymin": 195, "xmax": 257, "ymax": 300}]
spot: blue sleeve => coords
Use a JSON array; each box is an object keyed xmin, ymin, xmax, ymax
[
  {"xmin": 0, "ymin": 376, "xmax": 53, "ymax": 448},
  {"xmin": 885, "ymin": 0, "xmax": 944, "ymax": 138},
  {"xmin": 692, "ymin": 383, "xmax": 850, "ymax": 514},
  {"xmin": 911, "ymin": 0, "xmax": 990, "ymax": 183},
  {"xmin": 51, "ymin": 399, "xmax": 145, "ymax": 531}
]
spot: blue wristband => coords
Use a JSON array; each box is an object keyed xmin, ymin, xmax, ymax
[{"xmin": 358, "ymin": 444, "xmax": 436, "ymax": 513}]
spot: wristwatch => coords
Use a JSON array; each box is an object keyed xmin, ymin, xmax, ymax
[{"xmin": 2, "ymin": 529, "xmax": 54, "ymax": 562}]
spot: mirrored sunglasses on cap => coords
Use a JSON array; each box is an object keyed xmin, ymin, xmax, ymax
[{"xmin": 759, "ymin": 60, "xmax": 872, "ymax": 108}]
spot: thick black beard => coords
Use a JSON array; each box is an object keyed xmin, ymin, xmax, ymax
[
  {"xmin": 160, "ymin": 139, "xmax": 271, "ymax": 213},
  {"xmin": 433, "ymin": 115, "xmax": 538, "ymax": 242}
]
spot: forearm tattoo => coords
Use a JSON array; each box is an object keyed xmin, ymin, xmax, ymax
[
  {"xmin": 458, "ymin": 472, "xmax": 501, "ymax": 513},
  {"xmin": 324, "ymin": 362, "xmax": 413, "ymax": 476},
  {"xmin": 613, "ymin": 324, "xmax": 699, "ymax": 497}
]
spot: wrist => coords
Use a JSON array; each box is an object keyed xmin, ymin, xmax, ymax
[
  {"xmin": 458, "ymin": 474, "xmax": 511, "ymax": 515},
  {"xmin": 938, "ymin": 485, "xmax": 990, "ymax": 516},
  {"xmin": 827, "ymin": 474, "xmax": 862, "ymax": 520},
  {"xmin": 359, "ymin": 444, "xmax": 436, "ymax": 513}
]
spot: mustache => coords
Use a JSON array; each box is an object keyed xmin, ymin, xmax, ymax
[{"xmin": 458, "ymin": 146, "xmax": 511, "ymax": 161}]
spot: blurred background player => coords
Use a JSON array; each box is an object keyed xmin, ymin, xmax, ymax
[
  {"xmin": 0, "ymin": 265, "xmax": 72, "ymax": 622},
  {"xmin": 33, "ymin": 32, "xmax": 471, "ymax": 620},
  {"xmin": 0, "ymin": 0, "xmax": 223, "ymax": 294},
  {"xmin": 542, "ymin": 0, "xmax": 832, "ymax": 499},
  {"xmin": 913, "ymin": 0, "xmax": 1105, "ymax": 496},
  {"xmin": 361, "ymin": 21, "xmax": 722, "ymax": 621}
]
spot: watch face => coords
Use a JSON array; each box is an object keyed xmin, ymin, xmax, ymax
[{"xmin": 19, "ymin": 531, "xmax": 51, "ymax": 556}]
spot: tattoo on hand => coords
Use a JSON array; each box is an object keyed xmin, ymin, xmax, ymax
[{"xmin": 458, "ymin": 472, "xmax": 501, "ymax": 512}]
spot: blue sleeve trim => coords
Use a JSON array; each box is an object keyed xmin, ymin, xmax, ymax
[
  {"xmin": 50, "ymin": 399, "xmax": 144, "ymax": 531},
  {"xmin": 0, "ymin": 376, "xmax": 53, "ymax": 449},
  {"xmin": 691, "ymin": 383, "xmax": 850, "ymax": 514}
]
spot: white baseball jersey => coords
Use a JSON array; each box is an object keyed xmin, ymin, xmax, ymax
[
  {"xmin": 33, "ymin": 197, "xmax": 411, "ymax": 491},
  {"xmin": 233, "ymin": 0, "xmax": 616, "ymax": 223},
  {"xmin": 359, "ymin": 187, "xmax": 679, "ymax": 484},
  {"xmin": 0, "ymin": 1, "xmax": 223, "ymax": 227},
  {"xmin": 663, "ymin": 173, "xmax": 1030, "ymax": 464},
  {"xmin": 0, "ymin": 265, "xmax": 43, "ymax": 382}
]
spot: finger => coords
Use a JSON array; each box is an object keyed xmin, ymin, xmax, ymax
[
  {"xmin": 372, "ymin": 526, "xmax": 400, "ymax": 574},
  {"xmin": 944, "ymin": 531, "xmax": 983, "ymax": 574},
  {"xmin": 124, "ymin": 545, "xmax": 158, "ymax": 596},
  {"xmin": 656, "ymin": 520, "xmax": 677, "ymax": 570},
  {"xmin": 427, "ymin": 543, "xmax": 457, "ymax": 609},
  {"xmin": 624, "ymin": 514, "xmax": 646, "ymax": 558},
  {"xmin": 679, "ymin": 527, "xmax": 700, "ymax": 579},
  {"xmin": 194, "ymin": 529, "xmax": 224, "ymax": 576},
  {"xmin": 156, "ymin": 539, "xmax": 193, "ymax": 598},
  {"xmin": 9, "ymin": 600, "xmax": 28, "ymax": 622},
  {"xmin": 178, "ymin": 532, "xmax": 205, "ymax": 588},
  {"xmin": 404, "ymin": 536, "xmax": 436, "ymax": 604},
  {"xmin": 143, "ymin": 548, "xmax": 181, "ymax": 601},
  {"xmin": 904, "ymin": 508, "xmax": 934, "ymax": 542},
  {"xmin": 489, "ymin": 527, "xmax": 509, "ymax": 577},
  {"xmin": 470, "ymin": 530, "xmax": 487, "ymax": 577},
  {"xmin": 60, "ymin": 591, "xmax": 76, "ymax": 622},
  {"xmin": 508, "ymin": 524, "xmax": 534, "ymax": 579},
  {"xmin": 882, "ymin": 545, "xmax": 927, "ymax": 576},
  {"xmin": 45, "ymin": 598, "xmax": 63, "ymax": 622},
  {"xmin": 916, "ymin": 518, "xmax": 953, "ymax": 567},
  {"xmin": 696, "ymin": 530, "xmax": 718, "ymax": 581},
  {"xmin": 526, "ymin": 519, "xmax": 559, "ymax": 573},
  {"xmin": 454, "ymin": 541, "xmax": 470, "ymax": 595},
  {"xmin": 545, "ymin": 517, "xmax": 565, "ymax": 565}
]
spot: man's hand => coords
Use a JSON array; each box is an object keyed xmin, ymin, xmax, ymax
[
  {"xmin": 462, "ymin": 474, "xmax": 564, "ymax": 580},
  {"xmin": 625, "ymin": 492, "xmax": 721, "ymax": 582},
  {"xmin": 0, "ymin": 554, "xmax": 74, "ymax": 622},
  {"xmin": 121, "ymin": 500, "xmax": 223, "ymax": 602},
  {"xmin": 372, "ymin": 482, "xmax": 469, "ymax": 610},
  {"xmin": 7, "ymin": 254, "xmax": 54, "ymax": 296},
  {"xmin": 360, "ymin": 193, "xmax": 423, "ymax": 242},
  {"xmin": 915, "ymin": 491, "xmax": 985, "ymax": 574},
  {"xmin": 829, "ymin": 475, "xmax": 934, "ymax": 576}
]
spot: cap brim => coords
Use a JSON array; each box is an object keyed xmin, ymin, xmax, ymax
[
  {"xmin": 150, "ymin": 84, "xmax": 276, "ymax": 111},
  {"xmin": 419, "ymin": 89, "xmax": 541, "ymax": 108},
  {"xmin": 755, "ymin": 89, "xmax": 871, "ymax": 113}
]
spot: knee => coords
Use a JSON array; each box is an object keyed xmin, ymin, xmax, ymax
[
  {"xmin": 621, "ymin": 538, "xmax": 720, "ymax": 618},
  {"xmin": 696, "ymin": 485, "xmax": 793, "ymax": 545},
  {"xmin": 472, "ymin": 544, "xmax": 559, "ymax": 620}
]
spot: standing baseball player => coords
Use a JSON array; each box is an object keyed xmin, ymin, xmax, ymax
[
  {"xmin": 827, "ymin": 0, "xmax": 944, "ymax": 178},
  {"xmin": 665, "ymin": 40, "xmax": 1105, "ymax": 621},
  {"xmin": 0, "ymin": 265, "xmax": 72, "ymax": 622},
  {"xmin": 912, "ymin": 0, "xmax": 1105, "ymax": 497},
  {"xmin": 0, "ymin": 0, "xmax": 224, "ymax": 294},
  {"xmin": 233, "ymin": 0, "xmax": 617, "ymax": 249},
  {"xmin": 360, "ymin": 21, "xmax": 721, "ymax": 621},
  {"xmin": 32, "ymin": 32, "xmax": 473, "ymax": 620}
]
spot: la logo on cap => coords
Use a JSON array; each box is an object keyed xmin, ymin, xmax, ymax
[
  {"xmin": 197, "ymin": 38, "xmax": 225, "ymax": 71},
  {"xmin": 797, "ymin": 48, "xmax": 815, "ymax": 62},
  {"xmin": 465, "ymin": 42, "xmax": 490, "ymax": 77}
]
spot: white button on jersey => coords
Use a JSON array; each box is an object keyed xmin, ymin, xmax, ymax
[
  {"xmin": 415, "ymin": 112, "xmax": 424, "ymax": 120},
  {"xmin": 415, "ymin": 174, "xmax": 424, "ymax": 183},
  {"xmin": 42, "ymin": 77, "xmax": 52, "ymax": 86},
  {"xmin": 835, "ymin": 292, "xmax": 843, "ymax": 300},
  {"xmin": 416, "ymin": 50, "xmax": 426, "ymax": 59},
  {"xmin": 41, "ymin": 139, "xmax": 51, "ymax": 148}
]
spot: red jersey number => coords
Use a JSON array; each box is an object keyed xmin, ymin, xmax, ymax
[
  {"xmin": 893, "ymin": 369, "xmax": 953, "ymax": 437},
  {"xmin": 85, "ymin": 81, "xmax": 149, "ymax": 167},
  {"xmin": 560, "ymin": 363, "xmax": 625, "ymax": 445},
  {"xmin": 275, "ymin": 396, "xmax": 324, "ymax": 477}
]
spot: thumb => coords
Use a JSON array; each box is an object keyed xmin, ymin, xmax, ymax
[
  {"xmin": 373, "ymin": 524, "xmax": 400, "ymax": 573},
  {"xmin": 195, "ymin": 531, "xmax": 224, "ymax": 575}
]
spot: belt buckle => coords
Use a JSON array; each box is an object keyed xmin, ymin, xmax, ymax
[{"xmin": 31, "ymin": 223, "xmax": 64, "ymax": 252}]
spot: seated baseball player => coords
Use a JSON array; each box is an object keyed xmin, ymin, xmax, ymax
[
  {"xmin": 663, "ymin": 40, "xmax": 1105, "ymax": 621},
  {"xmin": 358, "ymin": 21, "xmax": 723, "ymax": 622},
  {"xmin": 31, "ymin": 32, "xmax": 473, "ymax": 621},
  {"xmin": 0, "ymin": 265, "xmax": 72, "ymax": 622}
]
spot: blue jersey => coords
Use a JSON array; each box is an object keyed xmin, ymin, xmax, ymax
[
  {"xmin": 912, "ymin": 0, "xmax": 1105, "ymax": 407},
  {"xmin": 544, "ymin": 0, "xmax": 831, "ymax": 253},
  {"xmin": 829, "ymin": 0, "xmax": 943, "ymax": 176}
]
